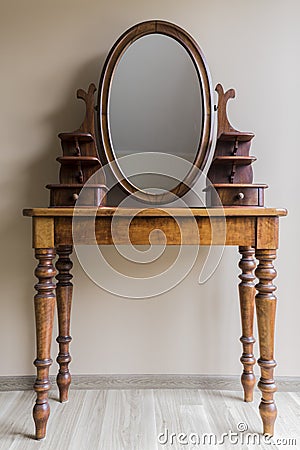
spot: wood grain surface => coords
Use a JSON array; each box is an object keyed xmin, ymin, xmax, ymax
[
  {"xmin": 23, "ymin": 207, "xmax": 287, "ymax": 217},
  {"xmin": 0, "ymin": 388, "xmax": 298, "ymax": 449}
]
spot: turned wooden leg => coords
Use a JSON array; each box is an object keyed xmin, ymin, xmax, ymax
[
  {"xmin": 56, "ymin": 245, "xmax": 73, "ymax": 403},
  {"xmin": 33, "ymin": 248, "xmax": 56, "ymax": 440},
  {"xmin": 255, "ymin": 249, "xmax": 277, "ymax": 436},
  {"xmin": 238, "ymin": 246, "xmax": 256, "ymax": 402}
]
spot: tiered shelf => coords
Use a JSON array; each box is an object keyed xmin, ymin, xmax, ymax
[
  {"xmin": 47, "ymin": 84, "xmax": 107, "ymax": 207},
  {"xmin": 206, "ymin": 84, "xmax": 267, "ymax": 207}
]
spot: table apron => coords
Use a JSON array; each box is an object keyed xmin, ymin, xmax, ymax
[{"xmin": 31, "ymin": 216, "xmax": 278, "ymax": 248}]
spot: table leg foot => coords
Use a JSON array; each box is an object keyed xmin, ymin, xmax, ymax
[
  {"xmin": 255, "ymin": 249, "xmax": 277, "ymax": 436},
  {"xmin": 56, "ymin": 245, "xmax": 73, "ymax": 403},
  {"xmin": 238, "ymin": 246, "xmax": 256, "ymax": 402},
  {"xmin": 33, "ymin": 248, "xmax": 56, "ymax": 440}
]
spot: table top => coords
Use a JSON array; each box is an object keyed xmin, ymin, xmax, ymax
[{"xmin": 23, "ymin": 207, "xmax": 288, "ymax": 218}]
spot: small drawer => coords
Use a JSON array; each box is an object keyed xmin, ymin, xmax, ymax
[
  {"xmin": 47, "ymin": 185, "xmax": 107, "ymax": 207},
  {"xmin": 207, "ymin": 186, "xmax": 265, "ymax": 207}
]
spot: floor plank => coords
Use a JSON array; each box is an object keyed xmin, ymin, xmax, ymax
[{"xmin": 0, "ymin": 389, "xmax": 299, "ymax": 449}]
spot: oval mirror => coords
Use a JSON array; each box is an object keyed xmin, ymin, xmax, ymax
[{"xmin": 97, "ymin": 20, "xmax": 214, "ymax": 203}]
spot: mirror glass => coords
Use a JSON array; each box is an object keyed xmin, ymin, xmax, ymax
[{"xmin": 108, "ymin": 34, "xmax": 203, "ymax": 193}]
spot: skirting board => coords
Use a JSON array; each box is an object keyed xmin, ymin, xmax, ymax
[{"xmin": 0, "ymin": 374, "xmax": 300, "ymax": 392}]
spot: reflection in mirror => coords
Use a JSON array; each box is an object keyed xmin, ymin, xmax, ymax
[{"xmin": 108, "ymin": 34, "xmax": 203, "ymax": 192}]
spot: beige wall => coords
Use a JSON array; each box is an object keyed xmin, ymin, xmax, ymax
[{"xmin": 0, "ymin": 0, "xmax": 299, "ymax": 377}]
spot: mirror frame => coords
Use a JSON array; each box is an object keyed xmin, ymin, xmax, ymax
[{"xmin": 97, "ymin": 20, "xmax": 214, "ymax": 204}]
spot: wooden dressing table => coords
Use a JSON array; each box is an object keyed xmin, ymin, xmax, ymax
[
  {"xmin": 23, "ymin": 20, "xmax": 287, "ymax": 440},
  {"xmin": 23, "ymin": 206, "xmax": 287, "ymax": 439}
]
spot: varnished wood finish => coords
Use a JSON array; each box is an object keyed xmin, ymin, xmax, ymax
[
  {"xmin": 256, "ymin": 217, "xmax": 279, "ymax": 249},
  {"xmin": 238, "ymin": 246, "xmax": 256, "ymax": 402},
  {"xmin": 97, "ymin": 20, "xmax": 214, "ymax": 204},
  {"xmin": 33, "ymin": 248, "xmax": 56, "ymax": 440},
  {"xmin": 207, "ymin": 184, "xmax": 266, "ymax": 207},
  {"xmin": 25, "ymin": 208, "xmax": 286, "ymax": 248},
  {"xmin": 32, "ymin": 217, "xmax": 54, "ymax": 248},
  {"xmin": 23, "ymin": 207, "xmax": 286, "ymax": 439},
  {"xmin": 22, "ymin": 17, "xmax": 287, "ymax": 440},
  {"xmin": 47, "ymin": 84, "xmax": 107, "ymax": 207},
  {"xmin": 23, "ymin": 207, "xmax": 288, "ymax": 217},
  {"xmin": 70, "ymin": 216, "xmax": 255, "ymax": 246},
  {"xmin": 55, "ymin": 245, "xmax": 73, "ymax": 403},
  {"xmin": 206, "ymin": 84, "xmax": 267, "ymax": 206},
  {"xmin": 255, "ymin": 249, "xmax": 278, "ymax": 436}
]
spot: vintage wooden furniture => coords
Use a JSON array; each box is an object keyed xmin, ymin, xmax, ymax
[
  {"xmin": 46, "ymin": 84, "xmax": 107, "ymax": 207},
  {"xmin": 23, "ymin": 20, "xmax": 287, "ymax": 440},
  {"xmin": 23, "ymin": 207, "xmax": 287, "ymax": 440},
  {"xmin": 206, "ymin": 84, "xmax": 267, "ymax": 207}
]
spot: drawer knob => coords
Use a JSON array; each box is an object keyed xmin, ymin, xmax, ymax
[
  {"xmin": 237, "ymin": 192, "xmax": 245, "ymax": 200},
  {"xmin": 72, "ymin": 193, "xmax": 79, "ymax": 201}
]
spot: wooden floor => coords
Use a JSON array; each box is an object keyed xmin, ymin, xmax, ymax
[{"xmin": 0, "ymin": 389, "xmax": 299, "ymax": 449}]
